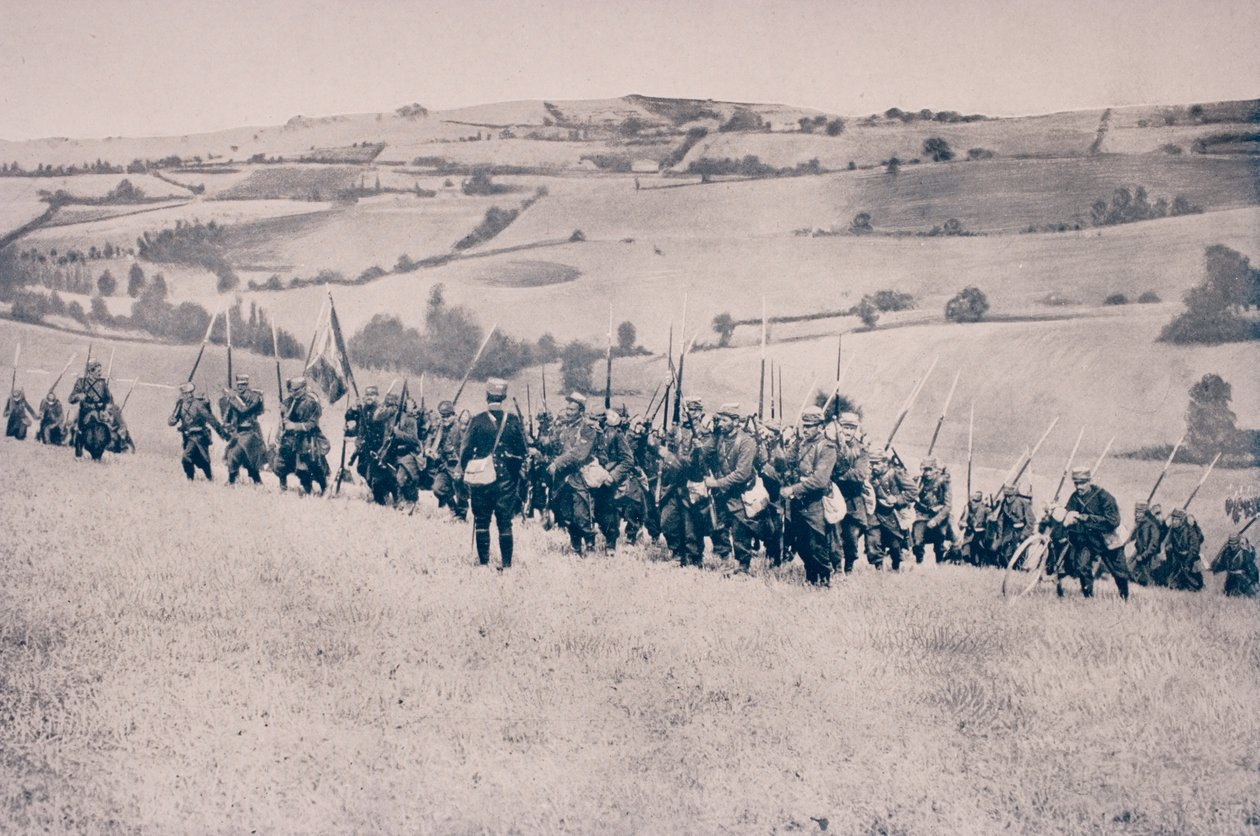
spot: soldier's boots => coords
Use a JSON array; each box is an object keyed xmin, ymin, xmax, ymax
[
  {"xmin": 183, "ymin": 463, "xmax": 196, "ymax": 481},
  {"xmin": 475, "ymin": 528, "xmax": 492, "ymax": 565},
  {"xmin": 499, "ymin": 533, "xmax": 513, "ymax": 569}
]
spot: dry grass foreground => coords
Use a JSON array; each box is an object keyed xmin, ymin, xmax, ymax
[{"xmin": 1, "ymin": 441, "xmax": 1258, "ymax": 835}]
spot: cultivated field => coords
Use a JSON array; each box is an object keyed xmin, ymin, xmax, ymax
[{"xmin": 1, "ymin": 440, "xmax": 1257, "ymax": 835}]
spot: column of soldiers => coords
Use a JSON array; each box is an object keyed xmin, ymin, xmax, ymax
[
  {"xmin": 6, "ymin": 358, "xmax": 133, "ymax": 453},
  {"xmin": 14, "ymin": 355, "xmax": 1251, "ymax": 597}
]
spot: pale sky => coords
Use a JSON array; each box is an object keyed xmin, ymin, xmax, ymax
[{"xmin": 1, "ymin": 0, "xmax": 1257, "ymax": 140}]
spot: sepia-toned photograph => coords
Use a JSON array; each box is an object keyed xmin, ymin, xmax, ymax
[{"xmin": 1, "ymin": 1, "xmax": 1258, "ymax": 832}]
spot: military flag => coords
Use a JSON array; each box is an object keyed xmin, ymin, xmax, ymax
[{"xmin": 304, "ymin": 293, "xmax": 358, "ymax": 404}]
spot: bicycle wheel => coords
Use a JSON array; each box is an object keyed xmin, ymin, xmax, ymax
[{"xmin": 1002, "ymin": 533, "xmax": 1049, "ymax": 598}]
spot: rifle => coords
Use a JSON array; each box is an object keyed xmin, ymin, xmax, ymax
[
  {"xmin": 1008, "ymin": 416, "xmax": 1059, "ymax": 489},
  {"xmin": 9, "ymin": 343, "xmax": 18, "ymax": 398},
  {"xmin": 225, "ymin": 303, "xmax": 233, "ymax": 391},
  {"xmin": 1090, "ymin": 435, "xmax": 1115, "ymax": 481},
  {"xmin": 271, "ymin": 320, "xmax": 285, "ymax": 435},
  {"xmin": 540, "ymin": 363, "xmax": 548, "ymax": 414},
  {"xmin": 1180, "ymin": 451, "xmax": 1220, "ymax": 511},
  {"xmin": 1052, "ymin": 427, "xmax": 1086, "ymax": 504},
  {"xmin": 119, "ymin": 377, "xmax": 140, "ymax": 412},
  {"xmin": 925, "ymin": 370, "xmax": 961, "ymax": 457},
  {"xmin": 105, "ymin": 346, "xmax": 115, "ymax": 381},
  {"xmin": 1146, "ymin": 432, "xmax": 1186, "ymax": 504},
  {"xmin": 373, "ymin": 378, "xmax": 410, "ymax": 469},
  {"xmin": 758, "ymin": 296, "xmax": 767, "ymax": 419},
  {"xmin": 662, "ymin": 324, "xmax": 673, "ymax": 431},
  {"xmin": 45, "ymin": 354, "xmax": 76, "ymax": 400},
  {"xmin": 604, "ymin": 302, "xmax": 613, "ymax": 411},
  {"xmin": 426, "ymin": 324, "xmax": 498, "ymax": 461},
  {"xmin": 768, "ymin": 360, "xmax": 775, "ymax": 420},
  {"xmin": 883, "ymin": 355, "xmax": 938, "ymax": 452},
  {"xmin": 525, "ymin": 382, "xmax": 535, "ymax": 439},
  {"xmin": 966, "ymin": 401, "xmax": 974, "ymax": 499},
  {"xmin": 795, "ymin": 372, "xmax": 819, "ymax": 425},
  {"xmin": 642, "ymin": 378, "xmax": 664, "ymax": 425},
  {"xmin": 777, "ymin": 364, "xmax": 784, "ymax": 425},
  {"xmin": 672, "ymin": 295, "xmax": 687, "ymax": 426},
  {"xmin": 820, "ymin": 357, "xmax": 854, "ymax": 417},
  {"xmin": 188, "ymin": 306, "xmax": 219, "ymax": 382}
]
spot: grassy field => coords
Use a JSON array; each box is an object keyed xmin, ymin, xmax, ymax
[{"xmin": 1, "ymin": 439, "xmax": 1257, "ymax": 835}]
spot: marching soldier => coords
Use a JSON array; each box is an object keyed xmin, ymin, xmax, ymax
[
  {"xmin": 168, "ymin": 381, "xmax": 226, "ymax": 481},
  {"xmin": 670, "ymin": 396, "xmax": 714, "ymax": 567},
  {"xmin": 1211, "ymin": 533, "xmax": 1258, "ymax": 598},
  {"xmin": 912, "ymin": 457, "xmax": 953, "ymax": 565},
  {"xmin": 592, "ymin": 410, "xmax": 635, "ymax": 551},
  {"xmin": 524, "ymin": 409, "xmax": 558, "ymax": 523},
  {"xmin": 374, "ymin": 391, "xmax": 424, "ymax": 506},
  {"xmin": 4, "ymin": 388, "xmax": 37, "ymax": 439},
  {"xmin": 992, "ymin": 483, "xmax": 1036, "ymax": 568},
  {"xmin": 220, "ymin": 373, "xmax": 266, "ymax": 484},
  {"xmin": 106, "ymin": 401, "xmax": 135, "ymax": 453},
  {"xmin": 37, "ymin": 392, "xmax": 67, "ymax": 445},
  {"xmin": 779, "ymin": 406, "xmax": 837, "ymax": 586},
  {"xmin": 427, "ymin": 400, "xmax": 468, "ymax": 520},
  {"xmin": 344, "ymin": 384, "xmax": 382, "ymax": 482},
  {"xmin": 1157, "ymin": 509, "xmax": 1204, "ymax": 591},
  {"xmin": 460, "ymin": 379, "xmax": 528, "ymax": 569},
  {"xmin": 702, "ymin": 403, "xmax": 759, "ymax": 574},
  {"xmin": 548, "ymin": 393, "xmax": 600, "ymax": 554},
  {"xmin": 1059, "ymin": 467, "xmax": 1130, "ymax": 599},
  {"xmin": 1129, "ymin": 501, "xmax": 1165, "ymax": 586},
  {"xmin": 867, "ymin": 449, "xmax": 916, "ymax": 571},
  {"xmin": 628, "ymin": 418, "xmax": 662, "ymax": 543},
  {"xmin": 959, "ymin": 491, "xmax": 993, "ymax": 566},
  {"xmin": 753, "ymin": 419, "xmax": 789, "ymax": 566},
  {"xmin": 68, "ymin": 359, "xmax": 113, "ymax": 457},
  {"xmin": 830, "ymin": 412, "xmax": 871, "ymax": 573},
  {"xmin": 276, "ymin": 377, "xmax": 329, "ymax": 495}
]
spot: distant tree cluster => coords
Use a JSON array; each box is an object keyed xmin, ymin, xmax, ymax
[
  {"xmin": 661, "ymin": 127, "xmax": 709, "ymax": 169},
  {"xmin": 461, "ymin": 169, "xmax": 518, "ymax": 196},
  {"xmin": 1089, "ymin": 186, "xmax": 1201, "ymax": 227},
  {"xmin": 718, "ymin": 109, "xmax": 766, "ymax": 132},
  {"xmin": 136, "ymin": 219, "xmax": 238, "ymax": 292},
  {"xmin": 687, "ymin": 155, "xmax": 822, "ymax": 180},
  {"xmin": 798, "ymin": 115, "xmax": 845, "ymax": 136},
  {"xmin": 945, "ymin": 287, "xmax": 990, "ymax": 323},
  {"xmin": 1, "ymin": 159, "xmax": 124, "ymax": 177},
  {"xmin": 1160, "ymin": 245, "xmax": 1260, "ymax": 344},
  {"xmin": 347, "ymin": 283, "xmax": 569, "ymax": 382},
  {"xmin": 923, "ymin": 137, "xmax": 954, "ymax": 162},
  {"xmin": 881, "ymin": 108, "xmax": 987, "ymax": 123},
  {"xmin": 454, "ymin": 190, "xmax": 545, "ymax": 251}
]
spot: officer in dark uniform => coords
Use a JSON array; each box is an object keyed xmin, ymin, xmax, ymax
[
  {"xmin": 220, "ymin": 373, "xmax": 266, "ymax": 484},
  {"xmin": 1061, "ymin": 467, "xmax": 1130, "ymax": 599},
  {"xmin": 169, "ymin": 381, "xmax": 226, "ymax": 481},
  {"xmin": 344, "ymin": 384, "xmax": 382, "ymax": 482},
  {"xmin": 460, "ymin": 379, "xmax": 528, "ymax": 569}
]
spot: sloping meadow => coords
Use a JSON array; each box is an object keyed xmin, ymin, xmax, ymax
[{"xmin": 1, "ymin": 441, "xmax": 1257, "ymax": 834}]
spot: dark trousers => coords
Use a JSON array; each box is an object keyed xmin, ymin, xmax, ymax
[
  {"xmin": 792, "ymin": 517, "xmax": 831, "ymax": 586},
  {"xmin": 470, "ymin": 479, "xmax": 519, "ymax": 567}
]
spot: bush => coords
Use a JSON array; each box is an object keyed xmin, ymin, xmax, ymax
[
  {"xmin": 89, "ymin": 296, "xmax": 112, "ymax": 325},
  {"xmin": 856, "ymin": 296, "xmax": 879, "ymax": 329},
  {"xmin": 395, "ymin": 253, "xmax": 418, "ymax": 273},
  {"xmin": 850, "ymin": 212, "xmax": 873, "ymax": 235},
  {"xmin": 945, "ymin": 287, "xmax": 990, "ymax": 323},
  {"xmin": 127, "ymin": 263, "xmax": 146, "ymax": 297},
  {"xmin": 1137, "ymin": 291, "xmax": 1161, "ymax": 304},
  {"xmin": 357, "ymin": 265, "xmax": 387, "ymax": 283},
  {"xmin": 97, "ymin": 270, "xmax": 117, "ymax": 296},
  {"xmin": 569, "ymin": 229, "xmax": 586, "ymax": 243},
  {"xmin": 825, "ymin": 118, "xmax": 845, "ymax": 137},
  {"xmin": 1103, "ymin": 293, "xmax": 1128, "ymax": 305},
  {"xmin": 661, "ymin": 127, "xmax": 708, "ymax": 169},
  {"xmin": 1039, "ymin": 292, "xmax": 1077, "ymax": 307},
  {"xmin": 454, "ymin": 206, "xmax": 520, "ymax": 250},
  {"xmin": 712, "ymin": 313, "xmax": 736, "ymax": 347},
  {"xmin": 67, "ymin": 300, "xmax": 87, "ymax": 324},
  {"xmin": 869, "ymin": 289, "xmax": 914, "ymax": 311},
  {"xmin": 967, "ymin": 148, "xmax": 994, "ymax": 160},
  {"xmin": 1160, "ymin": 244, "xmax": 1260, "ymax": 344},
  {"xmin": 923, "ymin": 137, "xmax": 954, "ymax": 162},
  {"xmin": 718, "ymin": 109, "xmax": 765, "ymax": 132},
  {"xmin": 10, "ymin": 289, "xmax": 48, "ymax": 323},
  {"xmin": 560, "ymin": 340, "xmax": 603, "ymax": 393}
]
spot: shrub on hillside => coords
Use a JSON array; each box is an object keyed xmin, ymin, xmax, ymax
[
  {"xmin": 850, "ymin": 212, "xmax": 874, "ymax": 235},
  {"xmin": 945, "ymin": 287, "xmax": 990, "ymax": 323},
  {"xmin": 1103, "ymin": 293, "xmax": 1129, "ymax": 305},
  {"xmin": 923, "ymin": 137, "xmax": 954, "ymax": 162},
  {"xmin": 96, "ymin": 270, "xmax": 117, "ymax": 296},
  {"xmin": 718, "ymin": 109, "xmax": 765, "ymax": 132},
  {"xmin": 1137, "ymin": 291, "xmax": 1161, "ymax": 304},
  {"xmin": 10, "ymin": 289, "xmax": 49, "ymax": 323},
  {"xmin": 454, "ymin": 206, "xmax": 519, "ymax": 250},
  {"xmin": 967, "ymin": 148, "xmax": 994, "ymax": 160},
  {"xmin": 661, "ymin": 127, "xmax": 708, "ymax": 169},
  {"xmin": 855, "ymin": 297, "xmax": 879, "ymax": 329},
  {"xmin": 1160, "ymin": 244, "xmax": 1260, "ymax": 344}
]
